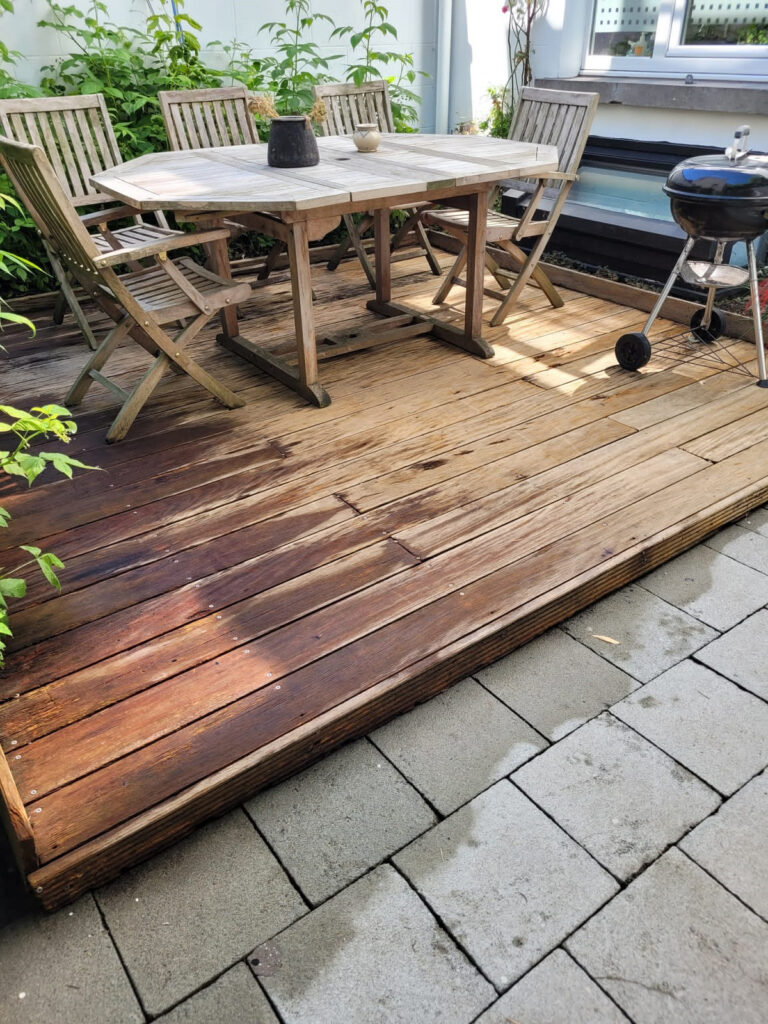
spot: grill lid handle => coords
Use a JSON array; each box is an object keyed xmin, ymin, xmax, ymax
[{"xmin": 726, "ymin": 125, "xmax": 751, "ymax": 162}]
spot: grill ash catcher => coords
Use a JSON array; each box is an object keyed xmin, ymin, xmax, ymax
[{"xmin": 615, "ymin": 125, "xmax": 768, "ymax": 387}]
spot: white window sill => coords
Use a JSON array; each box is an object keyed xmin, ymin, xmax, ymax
[{"xmin": 535, "ymin": 76, "xmax": 768, "ymax": 116}]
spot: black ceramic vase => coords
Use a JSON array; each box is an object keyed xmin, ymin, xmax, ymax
[{"xmin": 267, "ymin": 116, "xmax": 320, "ymax": 168}]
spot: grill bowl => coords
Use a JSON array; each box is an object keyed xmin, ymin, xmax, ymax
[{"xmin": 664, "ymin": 153, "xmax": 768, "ymax": 241}]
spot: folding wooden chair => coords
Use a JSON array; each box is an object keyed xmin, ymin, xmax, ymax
[
  {"xmin": 159, "ymin": 87, "xmax": 290, "ymax": 285},
  {"xmin": 313, "ymin": 80, "xmax": 442, "ymax": 288},
  {"xmin": 0, "ymin": 136, "xmax": 249, "ymax": 442},
  {"xmin": 0, "ymin": 94, "xmax": 182, "ymax": 350},
  {"xmin": 425, "ymin": 87, "xmax": 599, "ymax": 326}
]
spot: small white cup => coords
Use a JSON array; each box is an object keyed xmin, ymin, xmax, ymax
[{"xmin": 353, "ymin": 123, "xmax": 381, "ymax": 153}]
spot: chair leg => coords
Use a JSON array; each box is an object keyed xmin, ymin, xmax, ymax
[
  {"xmin": 343, "ymin": 213, "xmax": 376, "ymax": 290},
  {"xmin": 413, "ymin": 218, "xmax": 443, "ymax": 276},
  {"xmin": 106, "ymin": 353, "xmax": 171, "ymax": 443},
  {"xmin": 432, "ymin": 245, "xmax": 467, "ymax": 305},
  {"xmin": 500, "ymin": 239, "xmax": 564, "ymax": 308},
  {"xmin": 47, "ymin": 247, "xmax": 99, "ymax": 350},
  {"xmin": 52, "ymin": 288, "xmax": 67, "ymax": 325},
  {"xmin": 490, "ymin": 238, "xmax": 563, "ymax": 326},
  {"xmin": 66, "ymin": 317, "xmax": 132, "ymax": 406},
  {"xmin": 484, "ymin": 249, "xmax": 509, "ymax": 291},
  {"xmin": 257, "ymin": 239, "xmax": 287, "ymax": 281}
]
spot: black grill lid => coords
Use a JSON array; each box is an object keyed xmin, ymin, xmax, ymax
[{"xmin": 664, "ymin": 152, "xmax": 768, "ymax": 205}]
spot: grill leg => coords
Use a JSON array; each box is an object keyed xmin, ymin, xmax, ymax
[
  {"xmin": 642, "ymin": 236, "xmax": 696, "ymax": 336},
  {"xmin": 747, "ymin": 240, "xmax": 768, "ymax": 387}
]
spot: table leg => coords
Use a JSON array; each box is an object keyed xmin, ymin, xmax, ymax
[
  {"xmin": 204, "ymin": 229, "xmax": 239, "ymax": 340},
  {"xmin": 373, "ymin": 207, "xmax": 391, "ymax": 303},
  {"xmin": 366, "ymin": 190, "xmax": 493, "ymax": 359},
  {"xmin": 465, "ymin": 188, "xmax": 490, "ymax": 343},
  {"xmin": 217, "ymin": 217, "xmax": 330, "ymax": 408}
]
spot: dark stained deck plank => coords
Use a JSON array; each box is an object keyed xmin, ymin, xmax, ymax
[{"xmin": 2, "ymin": 248, "xmax": 768, "ymax": 908}]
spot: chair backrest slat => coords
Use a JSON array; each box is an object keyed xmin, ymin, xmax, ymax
[
  {"xmin": 313, "ymin": 80, "xmax": 395, "ymax": 136},
  {"xmin": 509, "ymin": 87, "xmax": 599, "ymax": 177},
  {"xmin": 0, "ymin": 135, "xmax": 101, "ymax": 282},
  {"xmin": 0, "ymin": 94, "xmax": 123, "ymax": 206},
  {"xmin": 159, "ymin": 87, "xmax": 260, "ymax": 150}
]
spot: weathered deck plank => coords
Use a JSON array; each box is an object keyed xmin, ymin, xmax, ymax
[{"xmin": 2, "ymin": 250, "xmax": 767, "ymax": 907}]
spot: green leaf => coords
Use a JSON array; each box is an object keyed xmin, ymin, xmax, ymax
[{"xmin": 0, "ymin": 577, "xmax": 26, "ymax": 598}]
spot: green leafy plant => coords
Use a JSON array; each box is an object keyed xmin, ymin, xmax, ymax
[
  {"xmin": 0, "ymin": 403, "xmax": 92, "ymax": 666},
  {"xmin": 485, "ymin": 0, "xmax": 547, "ymax": 138},
  {"xmin": 257, "ymin": 0, "xmax": 341, "ymax": 117},
  {"xmin": 39, "ymin": 0, "xmax": 225, "ymax": 157},
  {"xmin": 0, "ymin": 198, "xmax": 93, "ymax": 665},
  {"xmin": 0, "ymin": 0, "xmax": 43, "ymax": 98},
  {"xmin": 333, "ymin": 1, "xmax": 425, "ymax": 130}
]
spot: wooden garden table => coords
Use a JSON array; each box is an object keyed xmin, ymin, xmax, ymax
[{"xmin": 92, "ymin": 134, "xmax": 558, "ymax": 407}]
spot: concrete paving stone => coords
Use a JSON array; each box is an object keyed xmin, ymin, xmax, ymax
[
  {"xmin": 706, "ymin": 522, "xmax": 768, "ymax": 575},
  {"xmin": 696, "ymin": 607, "xmax": 768, "ymax": 701},
  {"xmin": 370, "ymin": 677, "xmax": 546, "ymax": 814},
  {"xmin": 514, "ymin": 713, "xmax": 720, "ymax": 880},
  {"xmin": 97, "ymin": 810, "xmax": 305, "ymax": 1017},
  {"xmin": 0, "ymin": 895, "xmax": 143, "ymax": 1024},
  {"xmin": 476, "ymin": 628, "xmax": 639, "ymax": 741},
  {"xmin": 246, "ymin": 738, "xmax": 436, "ymax": 905},
  {"xmin": 155, "ymin": 964, "xmax": 278, "ymax": 1024},
  {"xmin": 737, "ymin": 506, "xmax": 768, "ymax": 538},
  {"xmin": 680, "ymin": 769, "xmax": 768, "ymax": 920},
  {"xmin": 613, "ymin": 659, "xmax": 768, "ymax": 795},
  {"xmin": 259, "ymin": 864, "xmax": 495, "ymax": 1024},
  {"xmin": 393, "ymin": 780, "xmax": 618, "ymax": 990},
  {"xmin": 563, "ymin": 584, "xmax": 717, "ymax": 683},
  {"xmin": 567, "ymin": 848, "xmax": 768, "ymax": 1024},
  {"xmin": 475, "ymin": 949, "xmax": 630, "ymax": 1024},
  {"xmin": 638, "ymin": 544, "xmax": 768, "ymax": 631}
]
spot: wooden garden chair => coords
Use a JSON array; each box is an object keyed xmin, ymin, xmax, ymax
[
  {"xmin": 0, "ymin": 94, "xmax": 181, "ymax": 350},
  {"xmin": 313, "ymin": 80, "xmax": 442, "ymax": 288},
  {"xmin": 159, "ymin": 87, "xmax": 290, "ymax": 284},
  {"xmin": 425, "ymin": 87, "xmax": 599, "ymax": 326},
  {"xmin": 0, "ymin": 136, "xmax": 248, "ymax": 442}
]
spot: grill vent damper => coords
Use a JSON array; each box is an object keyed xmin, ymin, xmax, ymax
[{"xmin": 615, "ymin": 125, "xmax": 768, "ymax": 386}]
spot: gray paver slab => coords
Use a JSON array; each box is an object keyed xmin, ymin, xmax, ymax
[
  {"xmin": 0, "ymin": 896, "xmax": 142, "ymax": 1024},
  {"xmin": 97, "ymin": 810, "xmax": 305, "ymax": 1017},
  {"xmin": 732, "ymin": 507, "xmax": 768, "ymax": 539},
  {"xmin": 706, "ymin": 522, "xmax": 768, "ymax": 575},
  {"xmin": 475, "ymin": 949, "xmax": 629, "ymax": 1024},
  {"xmin": 246, "ymin": 738, "xmax": 435, "ymax": 904},
  {"xmin": 696, "ymin": 607, "xmax": 768, "ymax": 700},
  {"xmin": 259, "ymin": 865, "xmax": 494, "ymax": 1024},
  {"xmin": 680, "ymin": 769, "xmax": 768, "ymax": 919},
  {"xmin": 639, "ymin": 545, "xmax": 768, "ymax": 630},
  {"xmin": 475, "ymin": 628, "xmax": 638, "ymax": 741},
  {"xmin": 371, "ymin": 677, "xmax": 545, "ymax": 814},
  {"xmin": 394, "ymin": 780, "xmax": 617, "ymax": 989},
  {"xmin": 514, "ymin": 713, "xmax": 720, "ymax": 879},
  {"xmin": 567, "ymin": 848, "xmax": 768, "ymax": 1024},
  {"xmin": 563, "ymin": 584, "xmax": 717, "ymax": 682},
  {"xmin": 156, "ymin": 964, "xmax": 278, "ymax": 1024},
  {"xmin": 613, "ymin": 660, "xmax": 768, "ymax": 795}
]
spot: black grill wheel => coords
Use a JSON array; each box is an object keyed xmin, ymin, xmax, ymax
[
  {"xmin": 615, "ymin": 332, "xmax": 652, "ymax": 371},
  {"xmin": 690, "ymin": 307, "xmax": 725, "ymax": 344}
]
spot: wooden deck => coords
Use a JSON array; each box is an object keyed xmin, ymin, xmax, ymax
[{"xmin": 2, "ymin": 249, "xmax": 768, "ymax": 909}]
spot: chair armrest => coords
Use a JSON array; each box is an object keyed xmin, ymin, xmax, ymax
[
  {"xmin": 79, "ymin": 205, "xmax": 146, "ymax": 228},
  {"xmin": 528, "ymin": 170, "xmax": 578, "ymax": 182},
  {"xmin": 93, "ymin": 227, "xmax": 231, "ymax": 268}
]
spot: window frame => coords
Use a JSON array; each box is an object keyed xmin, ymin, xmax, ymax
[{"xmin": 582, "ymin": 0, "xmax": 768, "ymax": 78}]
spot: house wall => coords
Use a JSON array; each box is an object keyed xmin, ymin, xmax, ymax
[
  {"xmin": 5, "ymin": 0, "xmax": 766, "ymax": 146},
  {"xmin": 3, "ymin": 0, "xmax": 439, "ymax": 129}
]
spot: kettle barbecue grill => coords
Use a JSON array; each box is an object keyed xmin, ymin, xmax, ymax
[{"xmin": 615, "ymin": 125, "xmax": 768, "ymax": 386}]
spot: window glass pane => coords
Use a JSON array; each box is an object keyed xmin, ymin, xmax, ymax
[
  {"xmin": 682, "ymin": 0, "xmax": 768, "ymax": 45},
  {"xmin": 590, "ymin": 1, "xmax": 661, "ymax": 55}
]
